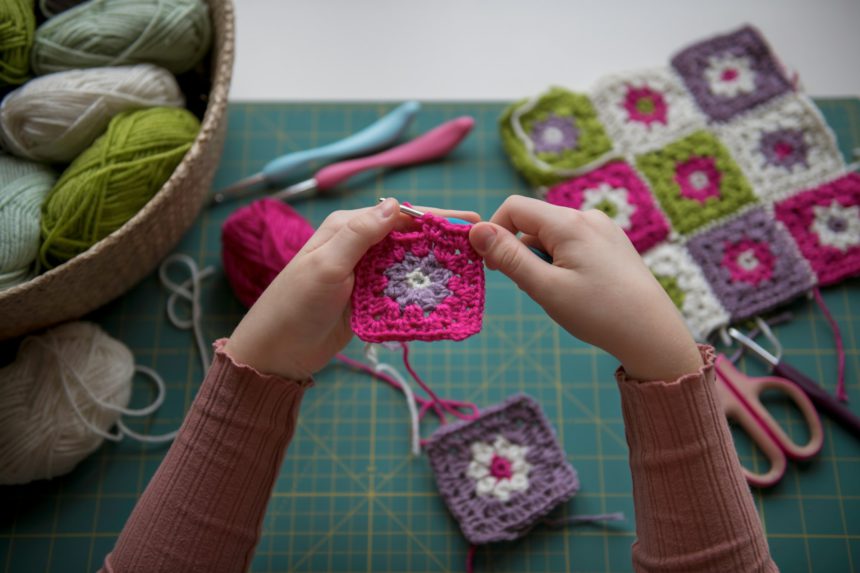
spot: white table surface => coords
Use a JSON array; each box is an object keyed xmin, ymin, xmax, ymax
[{"xmin": 230, "ymin": 0, "xmax": 860, "ymax": 102}]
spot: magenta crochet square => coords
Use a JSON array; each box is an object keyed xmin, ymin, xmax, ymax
[
  {"xmin": 424, "ymin": 395, "xmax": 579, "ymax": 545},
  {"xmin": 351, "ymin": 213, "xmax": 485, "ymax": 343},
  {"xmin": 545, "ymin": 161, "xmax": 669, "ymax": 253},
  {"xmin": 775, "ymin": 173, "xmax": 860, "ymax": 286},
  {"xmin": 686, "ymin": 207, "xmax": 816, "ymax": 320},
  {"xmin": 671, "ymin": 25, "xmax": 793, "ymax": 123}
]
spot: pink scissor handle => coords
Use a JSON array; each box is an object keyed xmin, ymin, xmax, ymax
[
  {"xmin": 714, "ymin": 356, "xmax": 824, "ymax": 488},
  {"xmin": 313, "ymin": 117, "xmax": 475, "ymax": 191}
]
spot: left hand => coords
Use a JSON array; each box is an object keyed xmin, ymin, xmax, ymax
[{"xmin": 223, "ymin": 199, "xmax": 480, "ymax": 380}]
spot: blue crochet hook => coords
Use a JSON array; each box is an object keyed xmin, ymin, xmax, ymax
[
  {"xmin": 211, "ymin": 101, "xmax": 421, "ymax": 205},
  {"xmin": 383, "ymin": 200, "xmax": 553, "ymax": 264}
]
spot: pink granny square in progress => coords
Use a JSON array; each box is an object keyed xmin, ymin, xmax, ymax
[{"xmin": 351, "ymin": 213, "xmax": 485, "ymax": 343}]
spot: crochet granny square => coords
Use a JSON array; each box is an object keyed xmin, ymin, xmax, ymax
[
  {"xmin": 717, "ymin": 95, "xmax": 844, "ymax": 202},
  {"xmin": 635, "ymin": 130, "xmax": 757, "ymax": 236},
  {"xmin": 670, "ymin": 25, "xmax": 793, "ymax": 123},
  {"xmin": 591, "ymin": 68, "xmax": 706, "ymax": 153},
  {"xmin": 500, "ymin": 24, "xmax": 854, "ymax": 340},
  {"xmin": 424, "ymin": 395, "xmax": 579, "ymax": 545},
  {"xmin": 775, "ymin": 173, "xmax": 860, "ymax": 286},
  {"xmin": 500, "ymin": 87, "xmax": 614, "ymax": 187},
  {"xmin": 351, "ymin": 212, "xmax": 485, "ymax": 343},
  {"xmin": 686, "ymin": 208, "xmax": 816, "ymax": 319},
  {"xmin": 546, "ymin": 161, "xmax": 669, "ymax": 253}
]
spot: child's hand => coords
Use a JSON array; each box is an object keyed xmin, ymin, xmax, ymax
[
  {"xmin": 469, "ymin": 196, "xmax": 702, "ymax": 381},
  {"xmin": 224, "ymin": 199, "xmax": 480, "ymax": 380}
]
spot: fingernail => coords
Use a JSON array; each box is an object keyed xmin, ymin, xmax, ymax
[
  {"xmin": 378, "ymin": 198, "xmax": 396, "ymax": 218},
  {"xmin": 471, "ymin": 224, "xmax": 497, "ymax": 254}
]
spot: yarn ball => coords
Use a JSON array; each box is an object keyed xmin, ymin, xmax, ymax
[
  {"xmin": 0, "ymin": 64, "xmax": 185, "ymax": 163},
  {"xmin": 0, "ymin": 321, "xmax": 133, "ymax": 485},
  {"xmin": 40, "ymin": 106, "xmax": 200, "ymax": 268},
  {"xmin": 221, "ymin": 198, "xmax": 315, "ymax": 308},
  {"xmin": 0, "ymin": 154, "xmax": 57, "ymax": 290},
  {"xmin": 31, "ymin": 0, "xmax": 212, "ymax": 76},
  {"xmin": 0, "ymin": 0, "xmax": 35, "ymax": 86}
]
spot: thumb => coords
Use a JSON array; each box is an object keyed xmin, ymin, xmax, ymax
[{"xmin": 470, "ymin": 222, "xmax": 548, "ymax": 294}]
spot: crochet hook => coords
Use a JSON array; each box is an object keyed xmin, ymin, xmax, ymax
[
  {"xmin": 728, "ymin": 327, "xmax": 860, "ymax": 439},
  {"xmin": 271, "ymin": 117, "xmax": 475, "ymax": 202},
  {"xmin": 382, "ymin": 200, "xmax": 553, "ymax": 263},
  {"xmin": 211, "ymin": 101, "xmax": 421, "ymax": 205}
]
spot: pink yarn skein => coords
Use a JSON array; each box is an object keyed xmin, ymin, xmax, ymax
[{"xmin": 221, "ymin": 198, "xmax": 314, "ymax": 308}]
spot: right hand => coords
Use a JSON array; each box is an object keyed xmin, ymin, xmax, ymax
[{"xmin": 469, "ymin": 195, "xmax": 702, "ymax": 382}]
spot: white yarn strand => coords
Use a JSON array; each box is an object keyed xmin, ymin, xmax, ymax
[
  {"xmin": 158, "ymin": 253, "xmax": 215, "ymax": 372},
  {"xmin": 0, "ymin": 64, "xmax": 184, "ymax": 163},
  {"xmin": 365, "ymin": 344, "xmax": 422, "ymax": 456}
]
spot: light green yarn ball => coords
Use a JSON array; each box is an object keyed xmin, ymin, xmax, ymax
[
  {"xmin": 0, "ymin": 0, "xmax": 35, "ymax": 86},
  {"xmin": 31, "ymin": 0, "xmax": 211, "ymax": 75},
  {"xmin": 0, "ymin": 154, "xmax": 57, "ymax": 290},
  {"xmin": 39, "ymin": 107, "xmax": 200, "ymax": 269}
]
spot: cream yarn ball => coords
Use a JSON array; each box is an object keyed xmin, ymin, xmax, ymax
[
  {"xmin": 0, "ymin": 322, "xmax": 133, "ymax": 485},
  {"xmin": 0, "ymin": 64, "xmax": 184, "ymax": 163}
]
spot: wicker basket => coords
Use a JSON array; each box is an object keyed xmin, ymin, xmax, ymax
[{"xmin": 0, "ymin": 0, "xmax": 235, "ymax": 341}]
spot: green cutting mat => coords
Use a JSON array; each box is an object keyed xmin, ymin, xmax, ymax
[{"xmin": 2, "ymin": 101, "xmax": 860, "ymax": 573}]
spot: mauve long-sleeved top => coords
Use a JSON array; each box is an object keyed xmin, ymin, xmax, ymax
[{"xmin": 102, "ymin": 343, "xmax": 777, "ymax": 572}]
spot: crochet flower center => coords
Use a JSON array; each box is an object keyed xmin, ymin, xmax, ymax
[
  {"xmin": 811, "ymin": 201, "xmax": 860, "ymax": 251},
  {"xmin": 530, "ymin": 115, "xmax": 579, "ymax": 154},
  {"xmin": 489, "ymin": 454, "xmax": 513, "ymax": 479},
  {"xmin": 383, "ymin": 252, "xmax": 453, "ymax": 312},
  {"xmin": 466, "ymin": 435, "xmax": 532, "ymax": 502}
]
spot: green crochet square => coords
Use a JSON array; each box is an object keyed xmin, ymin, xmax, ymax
[
  {"xmin": 500, "ymin": 87, "xmax": 614, "ymax": 187},
  {"xmin": 635, "ymin": 131, "xmax": 757, "ymax": 235}
]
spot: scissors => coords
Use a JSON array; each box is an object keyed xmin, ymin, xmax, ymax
[
  {"xmin": 728, "ymin": 326, "xmax": 860, "ymax": 439},
  {"xmin": 713, "ymin": 354, "xmax": 824, "ymax": 487}
]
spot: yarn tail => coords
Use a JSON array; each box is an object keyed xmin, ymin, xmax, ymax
[{"xmin": 812, "ymin": 287, "xmax": 847, "ymax": 402}]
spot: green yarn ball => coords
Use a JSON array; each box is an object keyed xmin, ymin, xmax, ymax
[
  {"xmin": 0, "ymin": 0, "xmax": 35, "ymax": 86},
  {"xmin": 39, "ymin": 107, "xmax": 200, "ymax": 269},
  {"xmin": 31, "ymin": 0, "xmax": 211, "ymax": 76},
  {"xmin": 0, "ymin": 154, "xmax": 56, "ymax": 290}
]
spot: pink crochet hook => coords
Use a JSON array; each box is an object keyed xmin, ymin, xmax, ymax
[{"xmin": 271, "ymin": 116, "xmax": 475, "ymax": 202}]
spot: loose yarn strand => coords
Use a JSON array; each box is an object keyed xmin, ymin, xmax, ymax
[
  {"xmin": 811, "ymin": 288, "xmax": 847, "ymax": 402},
  {"xmin": 34, "ymin": 332, "xmax": 176, "ymax": 443},
  {"xmin": 400, "ymin": 342, "xmax": 480, "ymax": 423},
  {"xmin": 363, "ymin": 344, "xmax": 421, "ymax": 456},
  {"xmin": 158, "ymin": 253, "xmax": 215, "ymax": 372}
]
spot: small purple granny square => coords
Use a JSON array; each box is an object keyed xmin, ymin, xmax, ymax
[
  {"xmin": 686, "ymin": 208, "xmax": 815, "ymax": 320},
  {"xmin": 671, "ymin": 25, "xmax": 793, "ymax": 123},
  {"xmin": 424, "ymin": 395, "xmax": 579, "ymax": 545}
]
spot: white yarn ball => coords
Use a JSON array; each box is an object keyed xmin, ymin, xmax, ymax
[
  {"xmin": 0, "ymin": 64, "xmax": 185, "ymax": 163},
  {"xmin": 0, "ymin": 322, "xmax": 133, "ymax": 485}
]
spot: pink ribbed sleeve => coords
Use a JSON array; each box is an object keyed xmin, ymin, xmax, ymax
[
  {"xmin": 616, "ymin": 345, "xmax": 777, "ymax": 572},
  {"xmin": 102, "ymin": 340, "xmax": 311, "ymax": 573}
]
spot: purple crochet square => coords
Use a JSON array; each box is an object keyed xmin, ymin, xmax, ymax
[
  {"xmin": 671, "ymin": 25, "xmax": 793, "ymax": 123},
  {"xmin": 424, "ymin": 395, "xmax": 579, "ymax": 545},
  {"xmin": 775, "ymin": 173, "xmax": 860, "ymax": 286},
  {"xmin": 687, "ymin": 208, "xmax": 815, "ymax": 320},
  {"xmin": 545, "ymin": 161, "xmax": 669, "ymax": 253}
]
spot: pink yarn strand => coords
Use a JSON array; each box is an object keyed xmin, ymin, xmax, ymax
[
  {"xmin": 400, "ymin": 342, "xmax": 480, "ymax": 422},
  {"xmin": 812, "ymin": 288, "xmax": 848, "ymax": 402},
  {"xmin": 335, "ymin": 352, "xmax": 479, "ymax": 424},
  {"xmin": 466, "ymin": 544, "xmax": 477, "ymax": 573}
]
